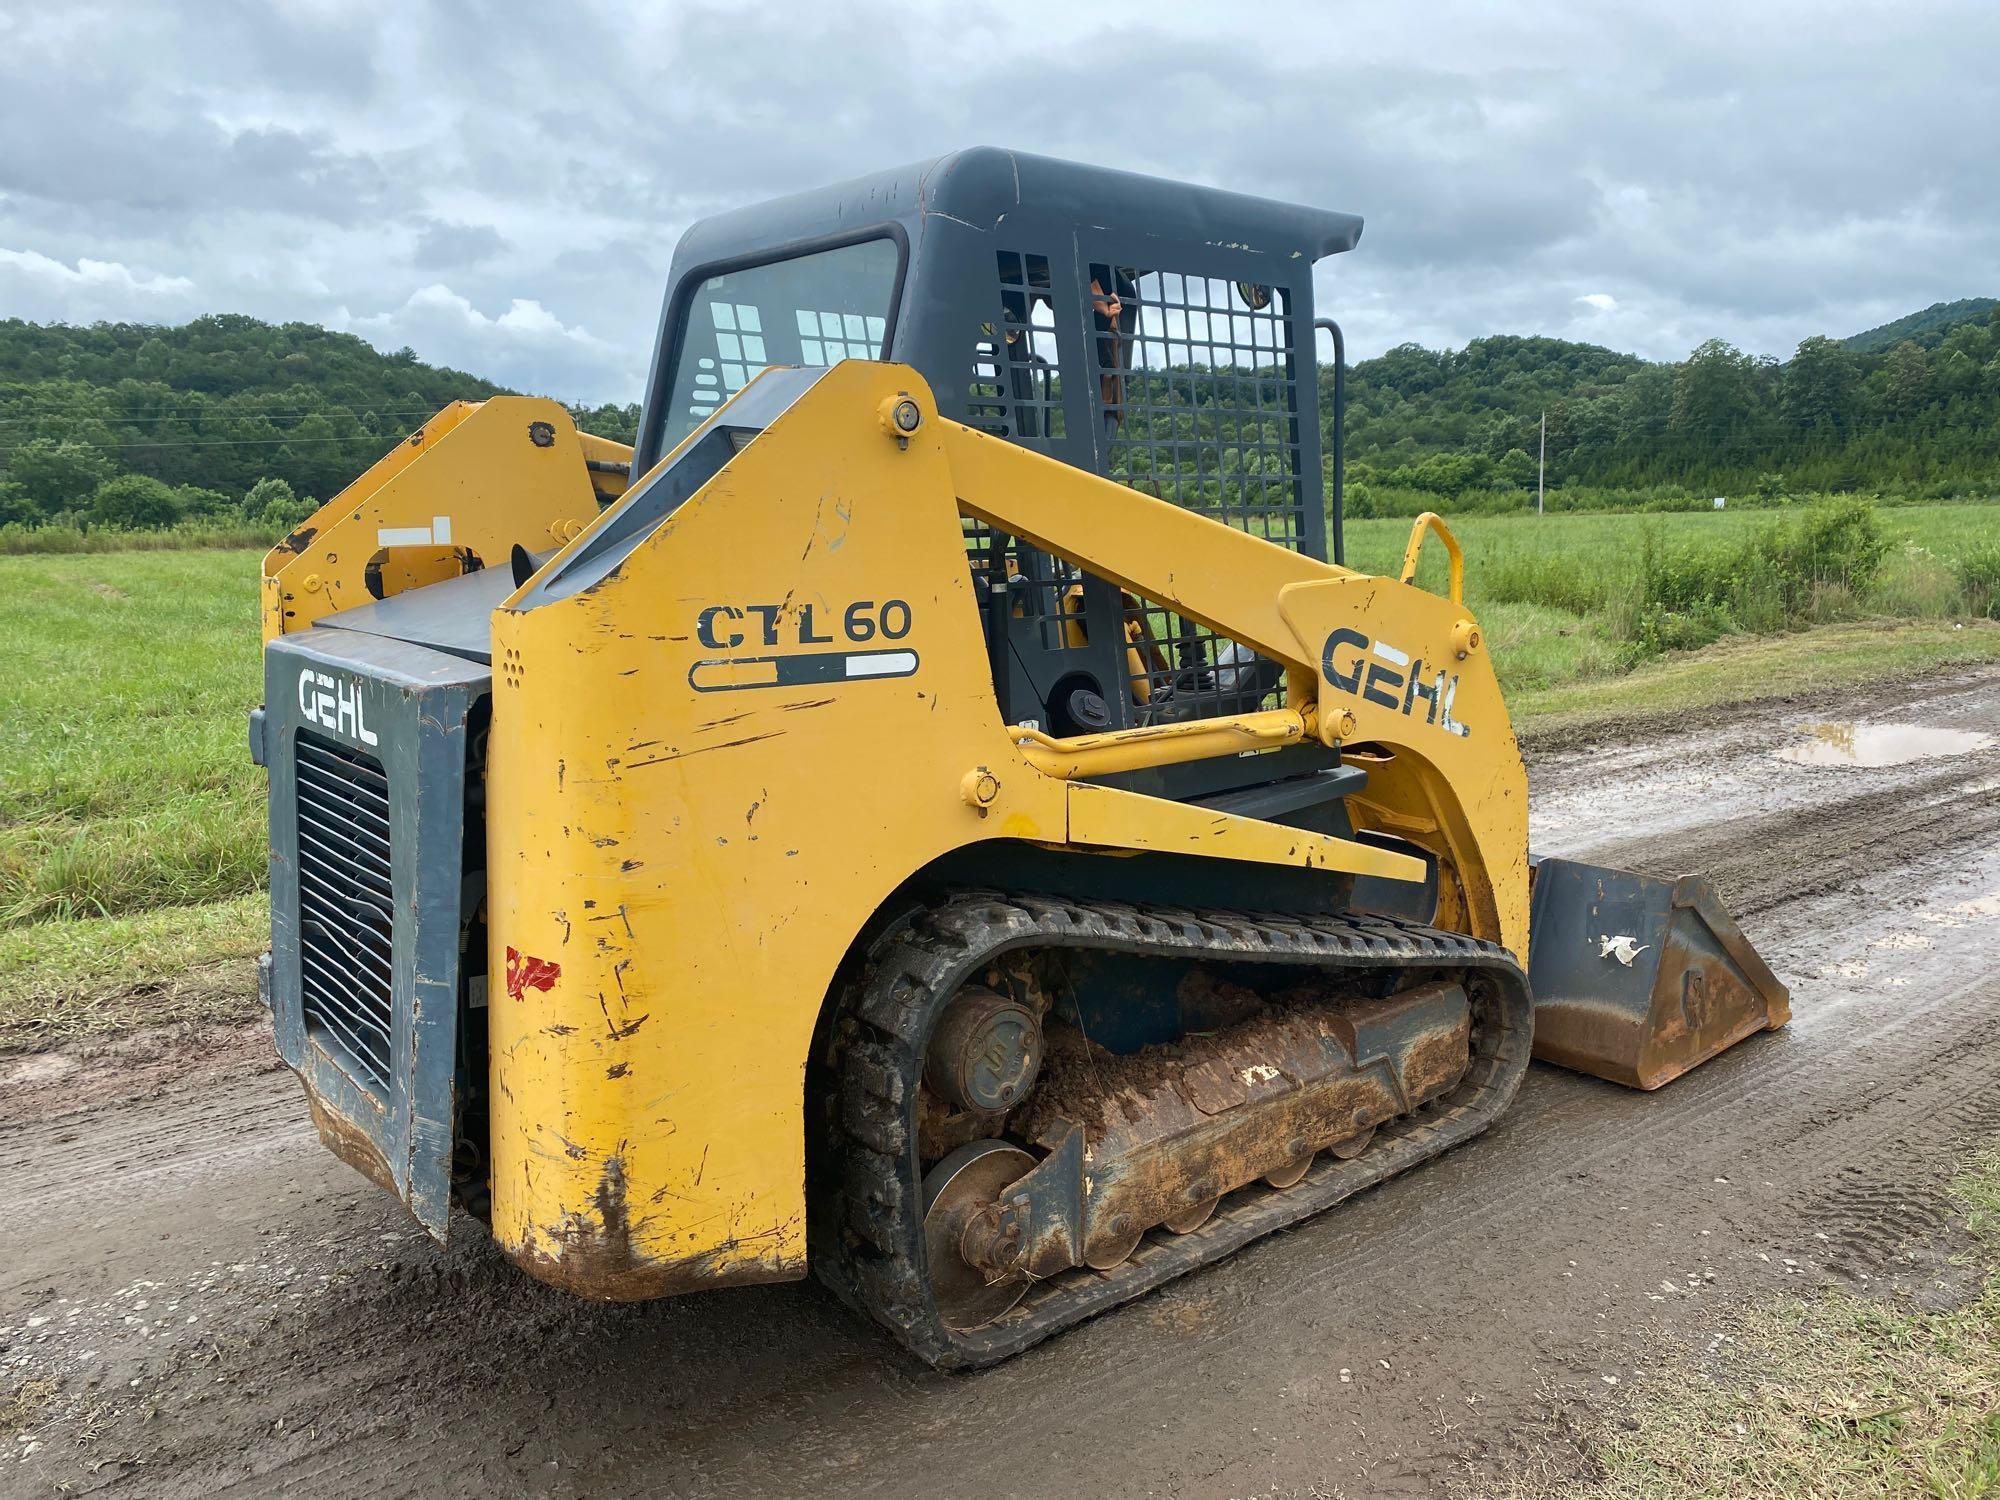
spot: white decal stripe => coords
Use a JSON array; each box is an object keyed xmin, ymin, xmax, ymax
[
  {"xmin": 845, "ymin": 650, "xmax": 918, "ymax": 678},
  {"xmin": 1372, "ymin": 640, "xmax": 1411, "ymax": 667},
  {"xmin": 375, "ymin": 516, "xmax": 455, "ymax": 548}
]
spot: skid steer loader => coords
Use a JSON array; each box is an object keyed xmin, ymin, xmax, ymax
[{"xmin": 252, "ymin": 148, "xmax": 1789, "ymax": 1367}]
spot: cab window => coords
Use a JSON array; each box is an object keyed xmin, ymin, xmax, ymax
[{"xmin": 657, "ymin": 238, "xmax": 900, "ymax": 451}]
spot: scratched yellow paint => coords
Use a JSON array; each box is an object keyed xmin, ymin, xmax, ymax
[{"xmin": 479, "ymin": 361, "xmax": 1531, "ymax": 1297}]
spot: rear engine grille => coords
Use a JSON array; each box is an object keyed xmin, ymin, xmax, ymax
[{"xmin": 294, "ymin": 732, "xmax": 395, "ymax": 1091}]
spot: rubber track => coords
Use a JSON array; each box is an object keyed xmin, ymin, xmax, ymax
[{"xmin": 809, "ymin": 891, "xmax": 1534, "ymax": 1369}]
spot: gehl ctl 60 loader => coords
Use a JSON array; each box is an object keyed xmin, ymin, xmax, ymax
[{"xmin": 254, "ymin": 149, "xmax": 1789, "ymax": 1367}]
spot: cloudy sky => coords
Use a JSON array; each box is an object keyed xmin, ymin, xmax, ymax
[{"xmin": 0, "ymin": 0, "xmax": 1992, "ymax": 404}]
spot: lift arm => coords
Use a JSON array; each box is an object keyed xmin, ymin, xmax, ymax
[{"xmin": 937, "ymin": 396, "xmax": 1529, "ymax": 956}]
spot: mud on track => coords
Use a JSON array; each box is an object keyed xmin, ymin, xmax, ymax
[{"xmin": 5, "ymin": 667, "xmax": 2000, "ymax": 1498}]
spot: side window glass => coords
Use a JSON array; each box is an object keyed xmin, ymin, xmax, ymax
[{"xmin": 659, "ymin": 239, "xmax": 899, "ymax": 451}]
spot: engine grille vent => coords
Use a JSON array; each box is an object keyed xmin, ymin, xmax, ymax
[{"xmin": 293, "ymin": 732, "xmax": 396, "ymax": 1091}]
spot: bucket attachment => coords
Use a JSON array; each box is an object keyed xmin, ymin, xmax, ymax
[{"xmin": 1527, "ymin": 857, "xmax": 1791, "ymax": 1090}]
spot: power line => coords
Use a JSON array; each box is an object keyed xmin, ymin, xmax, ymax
[
  {"xmin": 0, "ymin": 433, "xmax": 411, "ymax": 456},
  {"xmin": 1343, "ymin": 419, "xmax": 2000, "ymax": 456},
  {"xmin": 0, "ymin": 395, "xmax": 628, "ymax": 432},
  {"xmin": 0, "ymin": 407, "xmax": 451, "ymax": 429},
  {"xmin": 1346, "ymin": 406, "xmax": 2000, "ymax": 434}
]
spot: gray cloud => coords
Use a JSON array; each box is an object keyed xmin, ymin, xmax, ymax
[
  {"xmin": 413, "ymin": 220, "xmax": 509, "ymax": 270},
  {"xmin": 0, "ymin": 0, "xmax": 1991, "ymax": 402}
]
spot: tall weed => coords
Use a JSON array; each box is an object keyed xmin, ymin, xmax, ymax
[
  {"xmin": 1959, "ymin": 545, "xmax": 2000, "ymax": 619},
  {"xmin": 1629, "ymin": 498, "xmax": 1894, "ymax": 656}
]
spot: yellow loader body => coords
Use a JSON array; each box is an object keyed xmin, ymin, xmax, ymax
[
  {"xmin": 253, "ymin": 149, "xmax": 1785, "ymax": 1365},
  {"xmin": 481, "ymin": 361, "xmax": 1524, "ymax": 1294}
]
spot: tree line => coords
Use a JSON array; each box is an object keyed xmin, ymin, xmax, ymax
[
  {"xmin": 1335, "ymin": 302, "xmax": 2000, "ymax": 509},
  {"xmin": 0, "ymin": 314, "xmax": 638, "ymax": 530},
  {"xmin": 2, "ymin": 303, "xmax": 1994, "ymax": 532}
]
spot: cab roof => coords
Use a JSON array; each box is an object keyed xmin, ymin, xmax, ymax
[{"xmin": 667, "ymin": 146, "xmax": 1363, "ymax": 272}]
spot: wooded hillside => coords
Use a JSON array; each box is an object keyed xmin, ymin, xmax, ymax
[{"xmin": 2, "ymin": 302, "xmax": 1994, "ymax": 531}]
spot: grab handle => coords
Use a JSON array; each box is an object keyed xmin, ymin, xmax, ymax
[{"xmin": 1397, "ymin": 511, "xmax": 1465, "ymax": 604}]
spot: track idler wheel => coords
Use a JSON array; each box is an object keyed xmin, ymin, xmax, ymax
[{"xmin": 922, "ymin": 1142, "xmax": 1037, "ymax": 1331}]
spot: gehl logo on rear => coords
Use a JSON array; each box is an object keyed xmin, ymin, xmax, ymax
[
  {"xmin": 297, "ymin": 667, "xmax": 379, "ymax": 747},
  {"xmin": 1320, "ymin": 628, "xmax": 1471, "ymax": 738}
]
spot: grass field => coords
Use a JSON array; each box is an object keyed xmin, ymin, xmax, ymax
[
  {"xmin": 0, "ymin": 551, "xmax": 269, "ymax": 1044},
  {"xmin": 2, "ymin": 502, "xmax": 1998, "ymax": 1048},
  {"xmin": 1346, "ymin": 503, "xmax": 2000, "ymax": 698}
]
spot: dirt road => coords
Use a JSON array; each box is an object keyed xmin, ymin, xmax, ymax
[{"xmin": 6, "ymin": 667, "xmax": 2000, "ymax": 1498}]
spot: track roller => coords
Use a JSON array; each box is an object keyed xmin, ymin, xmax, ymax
[{"xmin": 1162, "ymin": 1197, "xmax": 1220, "ymax": 1234}]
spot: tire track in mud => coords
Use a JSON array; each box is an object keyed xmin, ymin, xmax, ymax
[
  {"xmin": 1807, "ymin": 1173, "xmax": 1961, "ymax": 1281},
  {"xmin": 5, "ymin": 672, "xmax": 2000, "ymax": 1498},
  {"xmin": 0, "ymin": 1072, "xmax": 308, "ymax": 1309},
  {"xmin": 1526, "ymin": 663, "xmax": 2000, "ymax": 864},
  {"xmin": 1572, "ymin": 756, "xmax": 2000, "ymax": 925},
  {"xmin": 1, "ymin": 1091, "xmax": 303, "ymax": 1207}
]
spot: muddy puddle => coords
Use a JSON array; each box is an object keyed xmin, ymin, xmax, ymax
[{"xmin": 1777, "ymin": 721, "xmax": 1996, "ymax": 768}]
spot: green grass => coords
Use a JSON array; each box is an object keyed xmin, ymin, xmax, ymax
[
  {"xmin": 0, "ymin": 551, "xmax": 267, "ymax": 1044},
  {"xmin": 1346, "ymin": 503, "xmax": 2000, "ymax": 699},
  {"xmin": 0, "ymin": 550, "xmax": 265, "ymax": 923},
  {"xmin": 0, "ymin": 893, "xmax": 266, "ymax": 1044},
  {"xmin": 1, "ymin": 507, "xmax": 1997, "ymax": 1049},
  {"xmin": 0, "ymin": 518, "xmax": 280, "ymax": 555},
  {"xmin": 1524, "ymin": 1145, "xmax": 2000, "ymax": 1499},
  {"xmin": 1510, "ymin": 619, "xmax": 2000, "ymax": 736}
]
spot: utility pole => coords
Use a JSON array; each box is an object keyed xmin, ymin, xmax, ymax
[{"xmin": 1537, "ymin": 411, "xmax": 1546, "ymax": 516}]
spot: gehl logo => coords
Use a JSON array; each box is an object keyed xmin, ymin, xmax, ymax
[
  {"xmin": 297, "ymin": 667, "xmax": 379, "ymax": 747},
  {"xmin": 1320, "ymin": 628, "xmax": 1471, "ymax": 739}
]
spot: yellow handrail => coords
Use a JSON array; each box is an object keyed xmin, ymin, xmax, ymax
[{"xmin": 1397, "ymin": 511, "xmax": 1465, "ymax": 604}]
